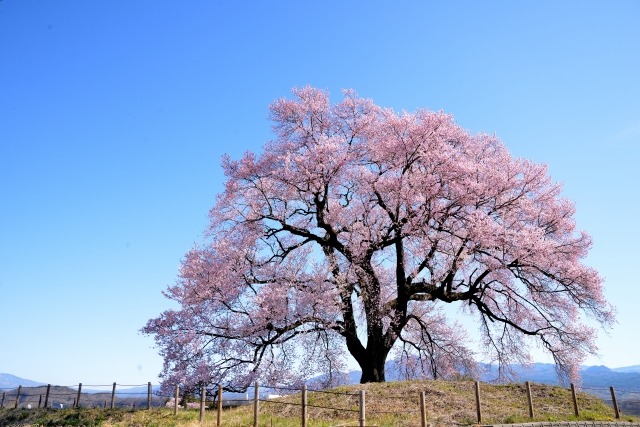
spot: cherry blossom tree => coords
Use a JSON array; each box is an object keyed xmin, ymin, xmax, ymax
[{"xmin": 143, "ymin": 86, "xmax": 614, "ymax": 390}]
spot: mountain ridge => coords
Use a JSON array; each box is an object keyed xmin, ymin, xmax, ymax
[
  {"xmin": 3, "ymin": 363, "xmax": 640, "ymax": 392},
  {"xmin": 0, "ymin": 374, "xmax": 160, "ymax": 397},
  {"xmin": 0, "ymin": 373, "xmax": 44, "ymax": 389}
]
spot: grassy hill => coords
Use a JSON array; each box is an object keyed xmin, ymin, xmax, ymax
[{"xmin": 0, "ymin": 379, "xmax": 637, "ymax": 427}]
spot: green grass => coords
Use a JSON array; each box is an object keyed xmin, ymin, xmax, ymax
[{"xmin": 0, "ymin": 380, "xmax": 636, "ymax": 427}]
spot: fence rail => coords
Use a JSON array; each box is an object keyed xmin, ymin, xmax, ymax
[{"xmin": 1, "ymin": 380, "xmax": 639, "ymax": 426}]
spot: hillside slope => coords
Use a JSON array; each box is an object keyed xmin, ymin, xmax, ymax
[{"xmin": 1, "ymin": 379, "xmax": 628, "ymax": 427}]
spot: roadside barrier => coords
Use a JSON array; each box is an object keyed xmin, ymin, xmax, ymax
[{"xmin": 1, "ymin": 380, "xmax": 638, "ymax": 426}]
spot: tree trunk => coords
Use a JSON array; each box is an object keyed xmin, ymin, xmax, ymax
[
  {"xmin": 359, "ymin": 355, "xmax": 386, "ymax": 383},
  {"xmin": 357, "ymin": 337, "xmax": 390, "ymax": 383},
  {"xmin": 338, "ymin": 265, "xmax": 396, "ymax": 383}
]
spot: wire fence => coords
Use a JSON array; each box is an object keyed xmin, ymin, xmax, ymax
[
  {"xmin": 1, "ymin": 380, "xmax": 639, "ymax": 427},
  {"xmin": 0, "ymin": 383, "xmax": 165, "ymax": 410}
]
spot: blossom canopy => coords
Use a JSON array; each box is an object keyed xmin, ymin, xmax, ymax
[{"xmin": 143, "ymin": 86, "xmax": 614, "ymax": 391}]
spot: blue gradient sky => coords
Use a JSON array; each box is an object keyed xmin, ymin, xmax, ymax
[{"xmin": 1, "ymin": 1, "xmax": 639, "ymax": 386}]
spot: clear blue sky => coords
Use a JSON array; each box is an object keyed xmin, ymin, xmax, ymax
[{"xmin": 1, "ymin": 1, "xmax": 638, "ymax": 386}]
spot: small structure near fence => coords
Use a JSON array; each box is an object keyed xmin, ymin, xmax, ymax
[{"xmin": 1, "ymin": 380, "xmax": 637, "ymax": 426}]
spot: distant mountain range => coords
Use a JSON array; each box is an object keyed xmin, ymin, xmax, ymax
[
  {"xmin": 611, "ymin": 365, "xmax": 640, "ymax": 374},
  {"xmin": 3, "ymin": 363, "xmax": 640, "ymax": 397},
  {"xmin": 308, "ymin": 362, "xmax": 640, "ymax": 400},
  {"xmin": 0, "ymin": 373, "xmax": 44, "ymax": 389},
  {"xmin": 0, "ymin": 374, "xmax": 160, "ymax": 397},
  {"xmin": 481, "ymin": 362, "xmax": 640, "ymax": 383}
]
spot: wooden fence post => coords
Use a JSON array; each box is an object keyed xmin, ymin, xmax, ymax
[
  {"xmin": 302, "ymin": 384, "xmax": 308, "ymax": 427},
  {"xmin": 1, "ymin": 391, "xmax": 5, "ymax": 408},
  {"xmin": 570, "ymin": 383, "xmax": 579, "ymax": 417},
  {"xmin": 475, "ymin": 381, "xmax": 482, "ymax": 424},
  {"xmin": 174, "ymin": 384, "xmax": 179, "ymax": 416},
  {"xmin": 14, "ymin": 385, "xmax": 21, "ymax": 409},
  {"xmin": 111, "ymin": 383, "xmax": 116, "ymax": 409},
  {"xmin": 359, "ymin": 389, "xmax": 366, "ymax": 427},
  {"xmin": 200, "ymin": 384, "xmax": 206, "ymax": 423},
  {"xmin": 525, "ymin": 381, "xmax": 535, "ymax": 418},
  {"xmin": 420, "ymin": 390, "xmax": 427, "ymax": 427},
  {"xmin": 610, "ymin": 386, "xmax": 620, "ymax": 419},
  {"xmin": 217, "ymin": 384, "xmax": 222, "ymax": 427},
  {"xmin": 44, "ymin": 385, "xmax": 51, "ymax": 409},
  {"xmin": 147, "ymin": 382, "xmax": 152, "ymax": 410},
  {"xmin": 38, "ymin": 395, "xmax": 42, "ymax": 408},
  {"xmin": 253, "ymin": 382, "xmax": 259, "ymax": 427},
  {"xmin": 76, "ymin": 383, "xmax": 82, "ymax": 408}
]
